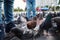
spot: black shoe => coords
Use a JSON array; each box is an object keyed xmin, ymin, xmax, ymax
[
  {"xmin": 25, "ymin": 17, "xmax": 31, "ymax": 21},
  {"xmin": 5, "ymin": 21, "xmax": 16, "ymax": 33},
  {"xmin": 4, "ymin": 32, "xmax": 15, "ymax": 40},
  {"xmin": 11, "ymin": 27, "xmax": 24, "ymax": 39}
]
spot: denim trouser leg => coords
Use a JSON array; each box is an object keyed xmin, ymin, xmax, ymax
[
  {"xmin": 0, "ymin": 2, "xmax": 3, "ymax": 24},
  {"xmin": 4, "ymin": 0, "xmax": 14, "ymax": 24},
  {"xmin": 32, "ymin": 1, "xmax": 36, "ymax": 17},
  {"xmin": 0, "ymin": 2, "xmax": 4, "ymax": 40},
  {"xmin": 0, "ymin": 25, "xmax": 4, "ymax": 40},
  {"xmin": 26, "ymin": 1, "xmax": 32, "ymax": 19}
]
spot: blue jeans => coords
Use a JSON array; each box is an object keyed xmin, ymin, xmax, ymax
[
  {"xmin": 0, "ymin": 0, "xmax": 14, "ymax": 40},
  {"xmin": 26, "ymin": 0, "xmax": 36, "ymax": 19},
  {"xmin": 0, "ymin": 2, "xmax": 3, "ymax": 24},
  {"xmin": 4, "ymin": 0, "xmax": 14, "ymax": 24}
]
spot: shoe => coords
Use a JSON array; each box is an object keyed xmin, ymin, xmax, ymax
[
  {"xmin": 25, "ymin": 17, "xmax": 31, "ymax": 21},
  {"xmin": 5, "ymin": 21, "xmax": 16, "ymax": 33},
  {"xmin": 4, "ymin": 32, "xmax": 15, "ymax": 40}
]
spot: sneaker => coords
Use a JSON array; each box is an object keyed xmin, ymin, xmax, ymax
[{"xmin": 5, "ymin": 21, "xmax": 16, "ymax": 33}]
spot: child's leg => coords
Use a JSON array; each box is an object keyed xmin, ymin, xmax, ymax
[
  {"xmin": 32, "ymin": 1, "xmax": 36, "ymax": 17},
  {"xmin": 26, "ymin": 1, "xmax": 32, "ymax": 19}
]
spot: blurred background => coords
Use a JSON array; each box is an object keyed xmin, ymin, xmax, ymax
[
  {"xmin": 1, "ymin": 0, "xmax": 60, "ymax": 12},
  {"xmin": 13, "ymin": 0, "xmax": 60, "ymax": 12}
]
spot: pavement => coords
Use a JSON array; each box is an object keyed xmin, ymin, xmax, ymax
[{"xmin": 10, "ymin": 32, "xmax": 60, "ymax": 40}]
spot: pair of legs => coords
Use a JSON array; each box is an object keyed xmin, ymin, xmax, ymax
[
  {"xmin": 26, "ymin": 0, "xmax": 36, "ymax": 19},
  {"xmin": 0, "ymin": 0, "xmax": 15, "ymax": 40}
]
